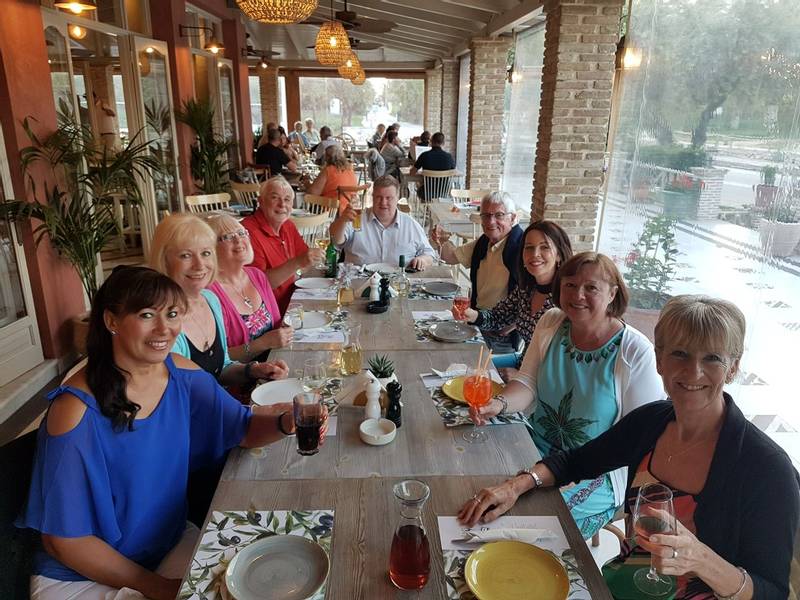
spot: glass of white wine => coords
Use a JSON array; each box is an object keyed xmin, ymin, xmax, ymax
[
  {"xmin": 315, "ymin": 237, "xmax": 330, "ymax": 270},
  {"xmin": 303, "ymin": 356, "xmax": 327, "ymax": 392},
  {"xmin": 632, "ymin": 483, "xmax": 677, "ymax": 597}
]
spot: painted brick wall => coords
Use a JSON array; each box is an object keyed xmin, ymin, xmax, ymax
[
  {"xmin": 258, "ymin": 67, "xmax": 279, "ymax": 127},
  {"xmin": 467, "ymin": 38, "xmax": 512, "ymax": 191},
  {"xmin": 532, "ymin": 0, "xmax": 624, "ymax": 250},
  {"xmin": 425, "ymin": 65, "xmax": 442, "ymax": 133},
  {"xmin": 440, "ymin": 57, "xmax": 459, "ymax": 154}
]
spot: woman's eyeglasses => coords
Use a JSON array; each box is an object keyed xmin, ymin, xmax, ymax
[{"xmin": 218, "ymin": 229, "xmax": 250, "ymax": 243}]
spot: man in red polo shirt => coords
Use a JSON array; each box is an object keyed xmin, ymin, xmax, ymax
[{"xmin": 242, "ymin": 176, "xmax": 323, "ymax": 314}]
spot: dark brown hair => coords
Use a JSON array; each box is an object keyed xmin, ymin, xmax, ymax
[
  {"xmin": 517, "ymin": 220, "xmax": 573, "ymax": 292},
  {"xmin": 552, "ymin": 252, "xmax": 629, "ymax": 318}
]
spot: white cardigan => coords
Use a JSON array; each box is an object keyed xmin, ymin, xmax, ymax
[{"xmin": 512, "ymin": 308, "xmax": 665, "ymax": 507}]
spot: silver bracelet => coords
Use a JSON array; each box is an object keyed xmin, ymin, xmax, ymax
[
  {"xmin": 515, "ymin": 468, "xmax": 543, "ymax": 488},
  {"xmin": 714, "ymin": 567, "xmax": 747, "ymax": 600},
  {"xmin": 495, "ymin": 394, "xmax": 508, "ymax": 415}
]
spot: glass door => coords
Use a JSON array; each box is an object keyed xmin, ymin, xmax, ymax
[
  {"xmin": 0, "ymin": 122, "xmax": 44, "ymax": 386},
  {"xmin": 217, "ymin": 60, "xmax": 240, "ymax": 170},
  {"xmin": 131, "ymin": 37, "xmax": 183, "ymax": 242}
]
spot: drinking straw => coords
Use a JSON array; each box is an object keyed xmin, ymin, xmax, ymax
[
  {"xmin": 477, "ymin": 346, "xmax": 484, "ymax": 374},
  {"xmin": 482, "ymin": 351, "xmax": 493, "ymax": 374}
]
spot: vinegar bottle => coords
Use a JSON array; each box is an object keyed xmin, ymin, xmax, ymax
[{"xmin": 389, "ymin": 479, "xmax": 431, "ymax": 590}]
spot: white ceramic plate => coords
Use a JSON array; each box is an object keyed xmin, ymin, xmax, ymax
[
  {"xmin": 429, "ymin": 321, "xmax": 479, "ymax": 343},
  {"xmin": 301, "ymin": 311, "xmax": 332, "ymax": 329},
  {"xmin": 295, "ymin": 277, "xmax": 334, "ymax": 290},
  {"xmin": 365, "ymin": 262, "xmax": 401, "ymax": 275},
  {"xmin": 251, "ymin": 378, "xmax": 304, "ymax": 406},
  {"xmin": 421, "ymin": 281, "xmax": 460, "ymax": 296},
  {"xmin": 225, "ymin": 535, "xmax": 329, "ymax": 600}
]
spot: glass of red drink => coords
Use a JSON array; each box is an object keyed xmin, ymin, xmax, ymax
[
  {"xmin": 452, "ymin": 296, "xmax": 470, "ymax": 320},
  {"xmin": 293, "ymin": 391, "xmax": 323, "ymax": 456},
  {"xmin": 389, "ymin": 479, "xmax": 431, "ymax": 590}
]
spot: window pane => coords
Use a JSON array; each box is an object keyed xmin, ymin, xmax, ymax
[
  {"xmin": 0, "ymin": 169, "xmax": 27, "ymax": 328},
  {"xmin": 45, "ymin": 26, "xmax": 73, "ymax": 113},
  {"xmin": 249, "ymin": 74, "xmax": 262, "ymax": 133},
  {"xmin": 219, "ymin": 64, "xmax": 239, "ymax": 169},
  {"xmin": 598, "ymin": 0, "xmax": 800, "ymax": 461}
]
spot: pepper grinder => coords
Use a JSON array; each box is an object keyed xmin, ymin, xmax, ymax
[
  {"xmin": 385, "ymin": 381, "xmax": 402, "ymax": 428},
  {"xmin": 379, "ymin": 277, "xmax": 392, "ymax": 307}
]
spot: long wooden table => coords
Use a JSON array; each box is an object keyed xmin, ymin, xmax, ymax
[{"xmin": 208, "ymin": 476, "xmax": 613, "ymax": 599}]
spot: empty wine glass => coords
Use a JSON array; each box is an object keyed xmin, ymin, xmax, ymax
[
  {"xmin": 632, "ymin": 482, "xmax": 677, "ymax": 596},
  {"xmin": 285, "ymin": 302, "xmax": 304, "ymax": 356},
  {"xmin": 303, "ymin": 356, "xmax": 327, "ymax": 392}
]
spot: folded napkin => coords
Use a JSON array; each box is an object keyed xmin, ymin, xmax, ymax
[
  {"xmin": 453, "ymin": 528, "xmax": 557, "ymax": 545},
  {"xmin": 431, "ymin": 364, "xmax": 468, "ymax": 378}
]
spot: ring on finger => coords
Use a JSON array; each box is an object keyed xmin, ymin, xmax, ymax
[{"xmin": 672, "ymin": 548, "xmax": 678, "ymax": 559}]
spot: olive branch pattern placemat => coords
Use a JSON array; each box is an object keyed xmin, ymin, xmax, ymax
[
  {"xmin": 421, "ymin": 373, "xmax": 528, "ymax": 428},
  {"xmin": 411, "ymin": 311, "xmax": 484, "ymax": 344},
  {"xmin": 180, "ymin": 509, "xmax": 333, "ymax": 600}
]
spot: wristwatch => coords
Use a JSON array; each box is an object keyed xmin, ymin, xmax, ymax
[{"xmin": 516, "ymin": 468, "xmax": 543, "ymax": 489}]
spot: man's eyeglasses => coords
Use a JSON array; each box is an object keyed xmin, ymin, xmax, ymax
[
  {"xmin": 218, "ymin": 229, "xmax": 250, "ymax": 243},
  {"xmin": 480, "ymin": 211, "xmax": 510, "ymax": 221}
]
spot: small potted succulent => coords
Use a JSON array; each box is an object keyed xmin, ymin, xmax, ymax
[{"xmin": 367, "ymin": 354, "xmax": 397, "ymax": 388}]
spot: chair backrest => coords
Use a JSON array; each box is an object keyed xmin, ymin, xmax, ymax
[
  {"xmin": 422, "ymin": 169, "xmax": 457, "ymax": 203},
  {"xmin": 292, "ymin": 212, "xmax": 329, "ymax": 245},
  {"xmin": 303, "ymin": 194, "xmax": 339, "ymax": 220},
  {"xmin": 185, "ymin": 193, "xmax": 231, "ymax": 214},
  {"xmin": 338, "ymin": 184, "xmax": 371, "ymax": 209},
  {"xmin": 451, "ymin": 188, "xmax": 491, "ymax": 203},
  {"xmin": 230, "ymin": 182, "xmax": 260, "ymax": 209}
]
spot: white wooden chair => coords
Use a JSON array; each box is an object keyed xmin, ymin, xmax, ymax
[
  {"xmin": 291, "ymin": 212, "xmax": 329, "ymax": 245},
  {"xmin": 230, "ymin": 182, "xmax": 260, "ymax": 209},
  {"xmin": 185, "ymin": 193, "xmax": 231, "ymax": 214},
  {"xmin": 420, "ymin": 169, "xmax": 457, "ymax": 228},
  {"xmin": 303, "ymin": 194, "xmax": 339, "ymax": 221},
  {"xmin": 451, "ymin": 188, "xmax": 490, "ymax": 206}
]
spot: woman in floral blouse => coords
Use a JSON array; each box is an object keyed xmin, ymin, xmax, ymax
[{"xmin": 454, "ymin": 220, "xmax": 573, "ymax": 358}]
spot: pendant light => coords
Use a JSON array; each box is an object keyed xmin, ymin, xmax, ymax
[
  {"xmin": 351, "ymin": 69, "xmax": 365, "ymax": 85},
  {"xmin": 337, "ymin": 52, "xmax": 361, "ymax": 79},
  {"xmin": 236, "ymin": 0, "xmax": 318, "ymax": 25},
  {"xmin": 314, "ymin": 0, "xmax": 350, "ymax": 66}
]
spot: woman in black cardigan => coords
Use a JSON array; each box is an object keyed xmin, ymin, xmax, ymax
[{"xmin": 459, "ymin": 295, "xmax": 799, "ymax": 599}]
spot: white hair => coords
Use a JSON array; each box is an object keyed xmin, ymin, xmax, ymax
[
  {"xmin": 481, "ymin": 191, "xmax": 515, "ymax": 214},
  {"xmin": 260, "ymin": 175, "xmax": 294, "ymax": 199}
]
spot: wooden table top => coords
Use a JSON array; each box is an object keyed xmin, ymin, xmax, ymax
[
  {"xmin": 225, "ymin": 348, "xmax": 538, "ymax": 482},
  {"xmin": 207, "ymin": 476, "xmax": 612, "ymax": 600}
]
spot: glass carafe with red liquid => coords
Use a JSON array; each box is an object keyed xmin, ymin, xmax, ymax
[{"xmin": 389, "ymin": 479, "xmax": 431, "ymax": 590}]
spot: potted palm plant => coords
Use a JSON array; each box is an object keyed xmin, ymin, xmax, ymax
[
  {"xmin": 175, "ymin": 98, "xmax": 235, "ymax": 193},
  {"xmin": 0, "ymin": 102, "xmax": 162, "ymax": 351}
]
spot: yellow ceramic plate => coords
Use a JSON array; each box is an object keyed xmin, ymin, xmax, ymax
[
  {"xmin": 465, "ymin": 541, "xmax": 569, "ymax": 600},
  {"xmin": 441, "ymin": 375, "xmax": 504, "ymax": 404}
]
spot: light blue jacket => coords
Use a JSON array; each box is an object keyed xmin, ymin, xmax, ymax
[{"xmin": 171, "ymin": 289, "xmax": 233, "ymax": 371}]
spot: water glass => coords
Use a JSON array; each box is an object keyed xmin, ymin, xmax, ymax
[{"xmin": 303, "ymin": 357, "xmax": 327, "ymax": 392}]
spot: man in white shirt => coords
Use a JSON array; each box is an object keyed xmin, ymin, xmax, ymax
[
  {"xmin": 330, "ymin": 175, "xmax": 435, "ymax": 269},
  {"xmin": 313, "ymin": 126, "xmax": 340, "ymax": 164}
]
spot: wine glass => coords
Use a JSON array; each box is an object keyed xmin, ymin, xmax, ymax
[
  {"xmin": 303, "ymin": 356, "xmax": 327, "ymax": 392},
  {"xmin": 462, "ymin": 368, "xmax": 492, "ymax": 443},
  {"xmin": 285, "ymin": 302, "xmax": 304, "ymax": 356},
  {"xmin": 632, "ymin": 482, "xmax": 677, "ymax": 596}
]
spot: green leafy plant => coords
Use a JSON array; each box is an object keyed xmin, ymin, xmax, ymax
[
  {"xmin": 175, "ymin": 97, "xmax": 234, "ymax": 194},
  {"xmin": 760, "ymin": 165, "xmax": 778, "ymax": 186},
  {"xmin": 637, "ymin": 144, "xmax": 709, "ymax": 172},
  {"xmin": 144, "ymin": 98, "xmax": 177, "ymax": 211},
  {"xmin": 624, "ymin": 215, "xmax": 679, "ymax": 310},
  {"xmin": 769, "ymin": 203, "xmax": 800, "ymax": 224},
  {"xmin": 368, "ymin": 354, "xmax": 395, "ymax": 378},
  {"xmin": 0, "ymin": 103, "xmax": 162, "ymax": 300}
]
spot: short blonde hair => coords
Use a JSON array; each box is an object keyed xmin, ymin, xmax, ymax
[
  {"xmin": 148, "ymin": 213, "xmax": 218, "ymax": 281},
  {"xmin": 259, "ymin": 175, "xmax": 294, "ymax": 202},
  {"xmin": 654, "ymin": 295, "xmax": 746, "ymax": 359}
]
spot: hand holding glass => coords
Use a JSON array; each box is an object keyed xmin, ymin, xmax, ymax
[
  {"xmin": 633, "ymin": 483, "xmax": 677, "ymax": 596},
  {"xmin": 463, "ymin": 369, "xmax": 491, "ymax": 443},
  {"xmin": 350, "ymin": 198, "xmax": 363, "ymax": 231},
  {"xmin": 293, "ymin": 391, "xmax": 324, "ymax": 456}
]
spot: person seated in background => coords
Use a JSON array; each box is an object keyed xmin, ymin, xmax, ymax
[
  {"xmin": 288, "ymin": 120, "xmax": 308, "ymax": 149},
  {"xmin": 408, "ymin": 130, "xmax": 431, "ymax": 160},
  {"xmin": 313, "ymin": 126, "xmax": 340, "ymax": 164},
  {"xmin": 241, "ymin": 176, "xmax": 324, "ymax": 313},
  {"xmin": 378, "ymin": 123, "xmax": 398, "ymax": 151},
  {"xmin": 255, "ymin": 128, "xmax": 296, "ymax": 177},
  {"xmin": 462, "ymin": 252, "xmax": 664, "ymax": 538},
  {"xmin": 304, "ymin": 117, "xmax": 320, "ymax": 146},
  {"xmin": 380, "ymin": 130, "xmax": 407, "ymax": 179},
  {"xmin": 205, "ymin": 213, "xmax": 292, "ymax": 364},
  {"xmin": 369, "ymin": 123, "xmax": 385, "ymax": 148},
  {"xmin": 305, "ymin": 144, "xmax": 358, "ymax": 212},
  {"xmin": 330, "ymin": 174, "xmax": 435, "ymax": 269},
  {"xmin": 452, "ymin": 220, "xmax": 573, "ymax": 366},
  {"xmin": 280, "ymin": 132, "xmax": 300, "ymax": 163},
  {"xmin": 365, "ymin": 147, "xmax": 386, "ymax": 181},
  {"xmin": 149, "ymin": 214, "xmax": 288, "ymax": 386},
  {"xmin": 431, "ymin": 191, "xmax": 524, "ymax": 354},
  {"xmin": 459, "ymin": 295, "xmax": 799, "ymax": 599},
  {"xmin": 410, "ymin": 132, "xmax": 456, "ymax": 200},
  {"xmin": 19, "ymin": 266, "xmax": 318, "ymax": 600}
]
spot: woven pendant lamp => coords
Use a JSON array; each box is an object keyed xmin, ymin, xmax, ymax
[
  {"xmin": 315, "ymin": 20, "xmax": 351, "ymax": 66},
  {"xmin": 337, "ymin": 52, "xmax": 361, "ymax": 79},
  {"xmin": 236, "ymin": 0, "xmax": 318, "ymax": 24},
  {"xmin": 351, "ymin": 69, "xmax": 366, "ymax": 85}
]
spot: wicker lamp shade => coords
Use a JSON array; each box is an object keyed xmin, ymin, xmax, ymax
[
  {"xmin": 314, "ymin": 21, "xmax": 351, "ymax": 66},
  {"xmin": 351, "ymin": 69, "xmax": 366, "ymax": 85},
  {"xmin": 236, "ymin": 0, "xmax": 317, "ymax": 24},
  {"xmin": 337, "ymin": 52, "xmax": 361, "ymax": 79}
]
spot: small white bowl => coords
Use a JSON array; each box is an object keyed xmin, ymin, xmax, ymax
[{"xmin": 359, "ymin": 418, "xmax": 397, "ymax": 446}]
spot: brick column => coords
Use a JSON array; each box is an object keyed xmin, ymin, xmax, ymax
[
  {"xmin": 259, "ymin": 66, "xmax": 280, "ymax": 126},
  {"xmin": 439, "ymin": 58, "xmax": 459, "ymax": 147},
  {"xmin": 467, "ymin": 38, "xmax": 512, "ymax": 191},
  {"xmin": 532, "ymin": 0, "xmax": 623, "ymax": 250},
  {"xmin": 425, "ymin": 65, "xmax": 442, "ymax": 132},
  {"xmin": 691, "ymin": 167, "xmax": 727, "ymax": 220}
]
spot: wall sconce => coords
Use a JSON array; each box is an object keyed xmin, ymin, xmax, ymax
[
  {"xmin": 68, "ymin": 24, "xmax": 88, "ymax": 40},
  {"xmin": 54, "ymin": 0, "xmax": 97, "ymax": 14},
  {"xmin": 259, "ymin": 57, "xmax": 269, "ymax": 69},
  {"xmin": 179, "ymin": 25, "xmax": 225, "ymax": 55},
  {"xmin": 616, "ymin": 35, "xmax": 643, "ymax": 70}
]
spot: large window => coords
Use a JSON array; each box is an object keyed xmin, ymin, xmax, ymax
[
  {"xmin": 299, "ymin": 76, "xmax": 424, "ymax": 145},
  {"xmin": 598, "ymin": 0, "xmax": 800, "ymax": 461},
  {"xmin": 501, "ymin": 26, "xmax": 545, "ymax": 210}
]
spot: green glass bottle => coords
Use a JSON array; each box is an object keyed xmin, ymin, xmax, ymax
[{"xmin": 326, "ymin": 241, "xmax": 338, "ymax": 278}]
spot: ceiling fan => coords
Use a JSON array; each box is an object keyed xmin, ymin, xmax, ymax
[
  {"xmin": 302, "ymin": 0, "xmax": 396, "ymax": 35},
  {"xmin": 243, "ymin": 32, "xmax": 280, "ymax": 60},
  {"xmin": 306, "ymin": 37, "xmax": 382, "ymax": 51}
]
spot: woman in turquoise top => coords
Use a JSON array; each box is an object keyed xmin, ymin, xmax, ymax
[
  {"xmin": 468, "ymin": 253, "xmax": 663, "ymax": 538},
  {"xmin": 18, "ymin": 267, "xmax": 315, "ymax": 600},
  {"xmin": 149, "ymin": 213, "xmax": 288, "ymax": 385}
]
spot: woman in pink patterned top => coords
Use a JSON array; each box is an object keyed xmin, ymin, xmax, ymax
[{"xmin": 205, "ymin": 213, "xmax": 293, "ymax": 364}]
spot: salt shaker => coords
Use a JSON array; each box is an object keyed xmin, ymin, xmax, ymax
[
  {"xmin": 364, "ymin": 377, "xmax": 382, "ymax": 421},
  {"xmin": 369, "ymin": 272, "xmax": 382, "ymax": 302}
]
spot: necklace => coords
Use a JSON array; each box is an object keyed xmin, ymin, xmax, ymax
[
  {"xmin": 187, "ymin": 300, "xmax": 213, "ymax": 354},
  {"xmin": 221, "ymin": 275, "xmax": 255, "ymax": 310},
  {"xmin": 665, "ymin": 434, "xmax": 714, "ymax": 463}
]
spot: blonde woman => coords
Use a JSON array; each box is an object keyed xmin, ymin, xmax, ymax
[{"xmin": 149, "ymin": 213, "xmax": 288, "ymax": 385}]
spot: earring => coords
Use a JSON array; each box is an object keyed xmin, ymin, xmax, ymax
[{"xmin": 110, "ymin": 330, "xmax": 118, "ymax": 336}]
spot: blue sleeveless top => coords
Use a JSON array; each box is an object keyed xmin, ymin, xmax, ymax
[{"xmin": 17, "ymin": 355, "xmax": 251, "ymax": 581}]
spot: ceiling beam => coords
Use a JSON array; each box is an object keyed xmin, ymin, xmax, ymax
[
  {"xmin": 282, "ymin": 24, "xmax": 310, "ymax": 60},
  {"xmin": 378, "ymin": 0, "xmax": 493, "ymax": 23},
  {"xmin": 389, "ymin": 24, "xmax": 466, "ymax": 44},
  {"xmin": 343, "ymin": 0, "xmax": 484, "ymax": 32},
  {"xmin": 309, "ymin": 2, "xmax": 477, "ymax": 37},
  {"xmin": 348, "ymin": 32, "xmax": 444, "ymax": 57},
  {"xmin": 440, "ymin": 0, "xmax": 517, "ymax": 12},
  {"xmin": 376, "ymin": 32, "xmax": 453, "ymax": 52},
  {"xmin": 486, "ymin": 0, "xmax": 545, "ymax": 37},
  {"xmin": 269, "ymin": 60, "xmax": 434, "ymax": 70}
]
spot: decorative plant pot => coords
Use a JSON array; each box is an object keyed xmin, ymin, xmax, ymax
[
  {"xmin": 659, "ymin": 189, "xmax": 698, "ymax": 220},
  {"xmin": 759, "ymin": 221, "xmax": 800, "ymax": 257},
  {"xmin": 371, "ymin": 372, "xmax": 398, "ymax": 389},
  {"xmin": 71, "ymin": 311, "xmax": 91, "ymax": 356}
]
